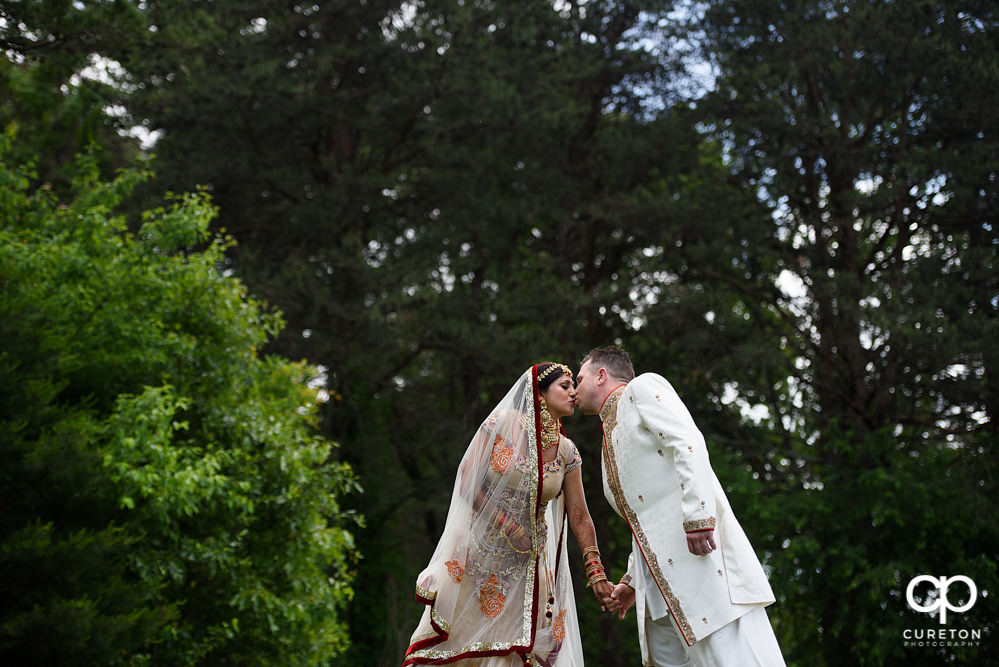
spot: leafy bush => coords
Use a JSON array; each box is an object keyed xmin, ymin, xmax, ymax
[{"xmin": 0, "ymin": 135, "xmax": 359, "ymax": 665}]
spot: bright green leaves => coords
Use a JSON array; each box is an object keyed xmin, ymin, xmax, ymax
[{"xmin": 0, "ymin": 139, "xmax": 359, "ymax": 664}]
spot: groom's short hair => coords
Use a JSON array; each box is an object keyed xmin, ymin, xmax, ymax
[{"xmin": 582, "ymin": 346, "xmax": 635, "ymax": 382}]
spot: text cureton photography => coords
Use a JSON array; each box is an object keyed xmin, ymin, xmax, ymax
[
  {"xmin": 902, "ymin": 627, "xmax": 982, "ymax": 648},
  {"xmin": 902, "ymin": 575, "xmax": 986, "ymax": 651}
]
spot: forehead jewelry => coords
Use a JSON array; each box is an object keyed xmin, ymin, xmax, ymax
[{"xmin": 538, "ymin": 363, "xmax": 573, "ymax": 383}]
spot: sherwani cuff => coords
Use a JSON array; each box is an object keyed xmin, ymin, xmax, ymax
[
  {"xmin": 620, "ymin": 551, "xmax": 635, "ymax": 587},
  {"xmin": 683, "ymin": 517, "xmax": 717, "ymax": 532}
]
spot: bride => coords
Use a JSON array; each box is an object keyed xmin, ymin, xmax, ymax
[{"xmin": 402, "ymin": 362, "xmax": 613, "ymax": 666}]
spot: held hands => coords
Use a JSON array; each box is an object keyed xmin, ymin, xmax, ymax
[
  {"xmin": 604, "ymin": 582, "xmax": 635, "ymax": 619},
  {"xmin": 591, "ymin": 579, "xmax": 615, "ymax": 612},
  {"xmin": 581, "ymin": 547, "xmax": 634, "ymax": 619},
  {"xmin": 686, "ymin": 529, "xmax": 716, "ymax": 556},
  {"xmin": 582, "ymin": 547, "xmax": 613, "ymax": 611}
]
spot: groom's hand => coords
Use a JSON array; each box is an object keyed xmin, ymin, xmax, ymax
[
  {"xmin": 686, "ymin": 530, "xmax": 716, "ymax": 556},
  {"xmin": 609, "ymin": 583, "xmax": 635, "ymax": 620}
]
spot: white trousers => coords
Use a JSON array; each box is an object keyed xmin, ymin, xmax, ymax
[{"xmin": 644, "ymin": 606, "xmax": 785, "ymax": 667}]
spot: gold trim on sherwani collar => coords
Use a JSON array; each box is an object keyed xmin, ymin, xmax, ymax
[
  {"xmin": 598, "ymin": 385, "xmax": 627, "ymax": 426},
  {"xmin": 599, "ymin": 383, "xmax": 697, "ymax": 645}
]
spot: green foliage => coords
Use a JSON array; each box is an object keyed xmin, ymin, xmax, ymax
[
  {"xmin": 669, "ymin": 1, "xmax": 999, "ymax": 663},
  {"xmin": 4, "ymin": 0, "xmax": 997, "ymax": 665},
  {"xmin": 105, "ymin": 2, "xmax": 683, "ymax": 663},
  {"xmin": 714, "ymin": 424, "xmax": 997, "ymax": 666},
  {"xmin": 0, "ymin": 0, "xmax": 147, "ymax": 190},
  {"xmin": 0, "ymin": 136, "xmax": 359, "ymax": 665}
]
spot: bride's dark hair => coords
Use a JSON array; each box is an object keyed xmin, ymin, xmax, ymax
[{"xmin": 536, "ymin": 362, "xmax": 570, "ymax": 392}]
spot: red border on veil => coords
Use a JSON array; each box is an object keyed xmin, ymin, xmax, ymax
[
  {"xmin": 527, "ymin": 363, "xmax": 543, "ymax": 655},
  {"xmin": 401, "ymin": 366, "xmax": 546, "ymax": 665}
]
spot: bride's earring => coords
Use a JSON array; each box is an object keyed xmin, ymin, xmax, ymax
[{"xmin": 539, "ymin": 397, "xmax": 559, "ymax": 449}]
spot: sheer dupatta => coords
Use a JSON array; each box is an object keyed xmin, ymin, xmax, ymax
[{"xmin": 403, "ymin": 366, "xmax": 583, "ymax": 666}]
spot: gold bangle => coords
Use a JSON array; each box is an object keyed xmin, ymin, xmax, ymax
[
  {"xmin": 582, "ymin": 545, "xmax": 600, "ymax": 559},
  {"xmin": 586, "ymin": 573, "xmax": 609, "ymax": 588}
]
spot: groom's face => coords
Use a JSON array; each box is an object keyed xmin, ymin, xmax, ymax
[{"xmin": 574, "ymin": 360, "xmax": 602, "ymax": 415}]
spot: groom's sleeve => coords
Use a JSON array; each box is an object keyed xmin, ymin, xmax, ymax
[
  {"xmin": 633, "ymin": 376, "xmax": 717, "ymax": 534},
  {"xmin": 621, "ymin": 551, "xmax": 635, "ymax": 587}
]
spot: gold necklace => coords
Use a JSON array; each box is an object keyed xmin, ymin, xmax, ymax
[{"xmin": 540, "ymin": 401, "xmax": 560, "ymax": 450}]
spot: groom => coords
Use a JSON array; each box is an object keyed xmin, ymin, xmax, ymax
[{"xmin": 574, "ymin": 346, "xmax": 785, "ymax": 667}]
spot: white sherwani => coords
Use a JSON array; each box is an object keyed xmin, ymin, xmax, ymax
[{"xmin": 599, "ymin": 374, "xmax": 776, "ymax": 663}]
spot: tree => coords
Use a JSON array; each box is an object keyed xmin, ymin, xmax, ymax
[
  {"xmin": 659, "ymin": 1, "xmax": 999, "ymax": 663},
  {"xmin": 0, "ymin": 0, "xmax": 147, "ymax": 189},
  {"xmin": 13, "ymin": 0, "xmax": 993, "ymax": 663},
  {"xmin": 110, "ymin": 2, "xmax": 692, "ymax": 663},
  {"xmin": 0, "ymin": 134, "xmax": 359, "ymax": 665}
]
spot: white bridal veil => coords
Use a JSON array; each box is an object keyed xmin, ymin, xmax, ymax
[{"xmin": 403, "ymin": 365, "xmax": 583, "ymax": 666}]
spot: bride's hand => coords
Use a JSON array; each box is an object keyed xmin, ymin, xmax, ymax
[
  {"xmin": 504, "ymin": 521, "xmax": 532, "ymax": 553},
  {"xmin": 513, "ymin": 530, "xmax": 532, "ymax": 553},
  {"xmin": 591, "ymin": 579, "xmax": 615, "ymax": 612}
]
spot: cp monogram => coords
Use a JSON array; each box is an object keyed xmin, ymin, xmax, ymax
[{"xmin": 906, "ymin": 575, "xmax": 978, "ymax": 624}]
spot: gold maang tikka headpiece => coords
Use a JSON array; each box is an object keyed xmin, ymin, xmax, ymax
[{"xmin": 538, "ymin": 363, "xmax": 573, "ymax": 383}]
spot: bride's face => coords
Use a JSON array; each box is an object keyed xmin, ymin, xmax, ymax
[{"xmin": 542, "ymin": 373, "xmax": 577, "ymax": 418}]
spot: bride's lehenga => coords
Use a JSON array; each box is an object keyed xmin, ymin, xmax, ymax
[{"xmin": 403, "ymin": 367, "xmax": 585, "ymax": 666}]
